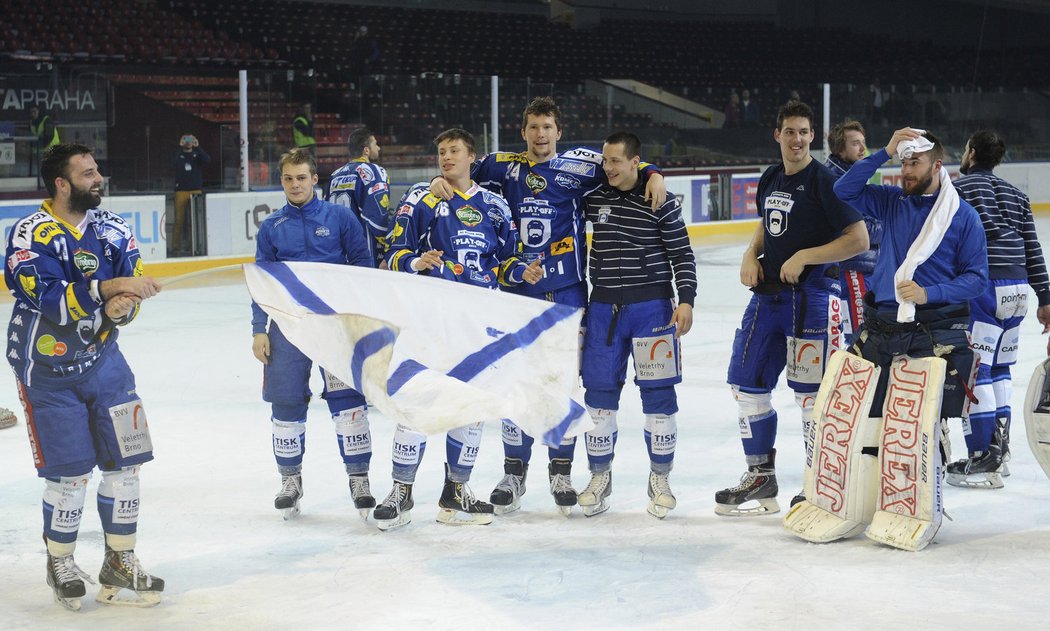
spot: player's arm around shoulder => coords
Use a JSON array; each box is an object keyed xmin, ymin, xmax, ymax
[{"xmin": 386, "ymin": 190, "xmax": 432, "ymax": 272}]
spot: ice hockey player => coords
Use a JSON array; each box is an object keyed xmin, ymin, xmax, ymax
[
  {"xmin": 576, "ymin": 131, "xmax": 697, "ymax": 518},
  {"xmin": 715, "ymin": 101, "xmax": 869, "ymax": 516},
  {"xmin": 787, "ymin": 127, "xmax": 986, "ymax": 551},
  {"xmin": 429, "ymin": 96, "xmax": 666, "ymax": 516},
  {"xmin": 824, "ymin": 119, "xmax": 883, "ymax": 345},
  {"xmin": 251, "ymin": 148, "xmax": 377, "ymax": 520},
  {"xmin": 5, "ymin": 143, "xmax": 165, "ymax": 609},
  {"xmin": 949, "ymin": 129, "xmax": 1050, "ymax": 488},
  {"xmin": 326, "ymin": 126, "xmax": 393, "ymax": 266},
  {"xmin": 377, "ymin": 128, "xmax": 542, "ymax": 530}
]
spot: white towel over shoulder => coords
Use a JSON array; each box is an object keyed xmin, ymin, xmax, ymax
[{"xmin": 892, "ymin": 164, "xmax": 959, "ymax": 322}]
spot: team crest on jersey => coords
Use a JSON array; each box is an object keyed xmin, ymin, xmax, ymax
[
  {"xmin": 526, "ymin": 173, "xmax": 547, "ymax": 193},
  {"xmin": 456, "ymin": 206, "xmax": 483, "ymax": 227},
  {"xmin": 597, "ymin": 206, "xmax": 612, "ymax": 224},
  {"xmin": 764, "ymin": 192, "xmax": 794, "ymax": 237},
  {"xmin": 521, "ymin": 217, "xmax": 552, "ymax": 247},
  {"xmin": 460, "ymin": 249, "xmax": 483, "ymax": 272},
  {"xmin": 314, "ymin": 226, "xmax": 331, "ymax": 237},
  {"xmin": 73, "ymin": 249, "xmax": 100, "ymax": 276}
]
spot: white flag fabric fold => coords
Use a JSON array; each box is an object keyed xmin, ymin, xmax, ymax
[{"xmin": 244, "ymin": 261, "xmax": 586, "ymax": 445}]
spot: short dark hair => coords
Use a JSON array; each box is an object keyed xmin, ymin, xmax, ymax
[
  {"xmin": 828, "ymin": 119, "xmax": 866, "ymax": 156},
  {"xmin": 921, "ymin": 130, "xmax": 945, "ymax": 163},
  {"xmin": 434, "ymin": 128, "xmax": 476, "ymax": 155},
  {"xmin": 521, "ymin": 96, "xmax": 561, "ymax": 131},
  {"xmin": 41, "ymin": 143, "xmax": 93, "ymax": 197},
  {"xmin": 776, "ymin": 100, "xmax": 813, "ymax": 130},
  {"xmin": 278, "ymin": 147, "xmax": 317, "ymax": 175},
  {"xmin": 604, "ymin": 131, "xmax": 641, "ymax": 160},
  {"xmin": 346, "ymin": 127, "xmax": 374, "ymax": 157},
  {"xmin": 966, "ymin": 129, "xmax": 1006, "ymax": 169}
]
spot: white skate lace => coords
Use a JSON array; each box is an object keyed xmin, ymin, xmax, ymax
[
  {"xmin": 116, "ymin": 551, "xmax": 154, "ymax": 590},
  {"xmin": 52, "ymin": 555, "xmax": 94, "ymax": 586},
  {"xmin": 582, "ymin": 472, "xmax": 610, "ymax": 495},
  {"xmin": 495, "ymin": 473, "xmax": 524, "ymax": 495},
  {"xmin": 349, "ymin": 475, "xmax": 371, "ymax": 500},
  {"xmin": 726, "ymin": 470, "xmax": 760, "ymax": 493},
  {"xmin": 549, "ymin": 472, "xmax": 574, "ymax": 495},
  {"xmin": 277, "ymin": 475, "xmax": 302, "ymax": 499},
  {"xmin": 380, "ymin": 482, "xmax": 408, "ymax": 513},
  {"xmin": 455, "ymin": 482, "xmax": 480, "ymax": 509},
  {"xmin": 649, "ymin": 472, "xmax": 673, "ymax": 497}
]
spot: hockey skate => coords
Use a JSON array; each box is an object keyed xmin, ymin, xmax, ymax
[
  {"xmin": 489, "ymin": 457, "xmax": 528, "ymax": 515},
  {"xmin": 548, "ymin": 458, "xmax": 577, "ymax": 516},
  {"xmin": 46, "ymin": 553, "xmax": 93, "ymax": 611},
  {"xmin": 578, "ymin": 471, "xmax": 612, "ymax": 517},
  {"xmin": 714, "ymin": 451, "xmax": 779, "ymax": 516},
  {"xmin": 0, "ymin": 406, "xmax": 17, "ymax": 429},
  {"xmin": 994, "ymin": 419, "xmax": 1011, "ymax": 477},
  {"xmin": 348, "ymin": 473, "xmax": 376, "ymax": 520},
  {"xmin": 647, "ymin": 471, "xmax": 676, "ymax": 519},
  {"xmin": 437, "ymin": 466, "xmax": 494, "ymax": 526},
  {"xmin": 946, "ymin": 445, "xmax": 1004, "ymax": 489},
  {"xmin": 373, "ymin": 481, "xmax": 413, "ymax": 531},
  {"xmin": 96, "ymin": 548, "xmax": 164, "ymax": 607},
  {"xmin": 274, "ymin": 473, "xmax": 303, "ymax": 519}
]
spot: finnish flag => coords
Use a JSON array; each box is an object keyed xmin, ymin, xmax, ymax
[{"xmin": 244, "ymin": 261, "xmax": 586, "ymax": 445}]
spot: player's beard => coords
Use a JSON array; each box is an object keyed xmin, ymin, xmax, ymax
[
  {"xmin": 903, "ymin": 167, "xmax": 935, "ymax": 196},
  {"xmin": 69, "ymin": 181, "xmax": 101, "ymax": 213}
]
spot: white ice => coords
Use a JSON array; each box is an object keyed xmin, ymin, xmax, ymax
[{"xmin": 2, "ymin": 222, "xmax": 1050, "ymax": 630}]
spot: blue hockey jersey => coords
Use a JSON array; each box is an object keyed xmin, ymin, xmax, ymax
[
  {"xmin": 473, "ymin": 147, "xmax": 659, "ymax": 297},
  {"xmin": 386, "ymin": 183, "xmax": 527, "ymax": 289},
  {"xmin": 6, "ymin": 201, "xmax": 145, "ymax": 387},
  {"xmin": 326, "ymin": 159, "xmax": 391, "ymax": 266}
]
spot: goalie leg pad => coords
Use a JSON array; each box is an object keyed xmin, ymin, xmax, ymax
[
  {"xmin": 864, "ymin": 356, "xmax": 946, "ymax": 552},
  {"xmin": 1024, "ymin": 357, "xmax": 1050, "ymax": 480},
  {"xmin": 784, "ymin": 350, "xmax": 882, "ymax": 543}
]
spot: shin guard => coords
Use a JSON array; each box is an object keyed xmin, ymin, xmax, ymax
[
  {"xmin": 785, "ymin": 351, "xmax": 882, "ymax": 542},
  {"xmin": 865, "ymin": 356, "xmax": 946, "ymax": 552}
]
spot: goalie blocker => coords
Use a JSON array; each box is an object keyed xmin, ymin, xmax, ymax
[
  {"xmin": 1025, "ymin": 357, "xmax": 1050, "ymax": 481},
  {"xmin": 784, "ymin": 300, "xmax": 975, "ymax": 552}
]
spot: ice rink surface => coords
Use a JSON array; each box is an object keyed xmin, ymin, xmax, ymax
[{"xmin": 2, "ymin": 222, "xmax": 1049, "ymax": 630}]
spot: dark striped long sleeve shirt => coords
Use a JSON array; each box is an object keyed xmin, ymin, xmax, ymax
[
  {"xmin": 954, "ymin": 168, "xmax": 1050, "ymax": 306},
  {"xmin": 582, "ymin": 181, "xmax": 697, "ymax": 306}
]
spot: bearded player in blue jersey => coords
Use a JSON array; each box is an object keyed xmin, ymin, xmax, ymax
[
  {"xmin": 374, "ymin": 128, "xmax": 542, "ymax": 530},
  {"xmin": 6, "ymin": 144, "xmax": 165, "ymax": 609},
  {"xmin": 714, "ymin": 101, "xmax": 869, "ymax": 516},
  {"xmin": 430, "ymin": 97, "xmax": 667, "ymax": 515}
]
